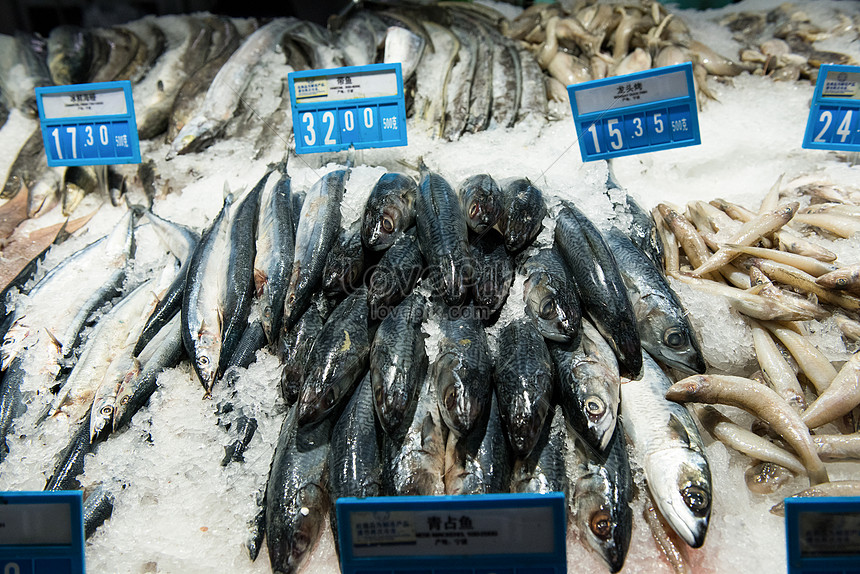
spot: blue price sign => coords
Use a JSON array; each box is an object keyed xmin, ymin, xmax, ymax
[
  {"xmin": 568, "ymin": 62, "xmax": 700, "ymax": 162},
  {"xmin": 785, "ymin": 496, "xmax": 860, "ymax": 574},
  {"xmin": 35, "ymin": 81, "xmax": 141, "ymax": 167},
  {"xmin": 336, "ymin": 493, "xmax": 567, "ymax": 574},
  {"xmin": 289, "ymin": 63, "xmax": 407, "ymax": 155},
  {"xmin": 803, "ymin": 64, "xmax": 860, "ymax": 152},
  {"xmin": 0, "ymin": 491, "xmax": 85, "ymax": 574}
]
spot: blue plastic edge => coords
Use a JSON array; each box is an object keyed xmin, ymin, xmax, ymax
[
  {"xmin": 802, "ymin": 63, "xmax": 860, "ymax": 152},
  {"xmin": 0, "ymin": 490, "xmax": 85, "ymax": 574},
  {"xmin": 336, "ymin": 492, "xmax": 567, "ymax": 573},
  {"xmin": 35, "ymin": 80, "xmax": 141, "ymax": 167},
  {"xmin": 288, "ymin": 63, "xmax": 408, "ymax": 154},
  {"xmin": 784, "ymin": 495, "xmax": 860, "ymax": 574},
  {"xmin": 566, "ymin": 61, "xmax": 700, "ymax": 162}
]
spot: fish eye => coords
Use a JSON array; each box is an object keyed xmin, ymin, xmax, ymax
[
  {"xmin": 468, "ymin": 202, "xmax": 480, "ymax": 219},
  {"xmin": 444, "ymin": 387, "xmax": 457, "ymax": 411},
  {"xmin": 682, "ymin": 485, "xmax": 710, "ymax": 514},
  {"xmin": 382, "ymin": 216, "xmax": 395, "ymax": 233},
  {"xmin": 197, "ymin": 356, "xmax": 210, "ymax": 368},
  {"xmin": 590, "ymin": 511, "xmax": 612, "ymax": 540},
  {"xmin": 100, "ymin": 405, "xmax": 113, "ymax": 416},
  {"xmin": 663, "ymin": 328, "xmax": 686, "ymax": 349},
  {"xmin": 585, "ymin": 397, "xmax": 605, "ymax": 418},
  {"xmin": 120, "ymin": 396, "xmax": 129, "ymax": 405},
  {"xmin": 538, "ymin": 298, "xmax": 556, "ymax": 320},
  {"xmin": 837, "ymin": 277, "xmax": 848, "ymax": 288}
]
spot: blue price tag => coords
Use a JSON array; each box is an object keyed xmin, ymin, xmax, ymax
[
  {"xmin": 289, "ymin": 63, "xmax": 408, "ymax": 154},
  {"xmin": 803, "ymin": 64, "xmax": 860, "ymax": 152},
  {"xmin": 336, "ymin": 493, "xmax": 567, "ymax": 574},
  {"xmin": 35, "ymin": 81, "xmax": 141, "ymax": 167},
  {"xmin": 567, "ymin": 62, "xmax": 701, "ymax": 162},
  {"xmin": 0, "ymin": 491, "xmax": 85, "ymax": 574},
  {"xmin": 784, "ymin": 496, "xmax": 860, "ymax": 574}
]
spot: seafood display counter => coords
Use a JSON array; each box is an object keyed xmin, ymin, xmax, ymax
[{"xmin": 2, "ymin": 1, "xmax": 860, "ymax": 573}]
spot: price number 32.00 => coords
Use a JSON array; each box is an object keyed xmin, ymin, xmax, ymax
[{"xmin": 301, "ymin": 107, "xmax": 376, "ymax": 147}]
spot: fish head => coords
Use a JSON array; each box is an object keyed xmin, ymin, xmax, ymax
[
  {"xmin": 434, "ymin": 259, "xmax": 469, "ymax": 307},
  {"xmin": 574, "ymin": 484, "xmax": 632, "ymax": 573},
  {"xmin": 460, "ymin": 175, "xmax": 503, "ymax": 234},
  {"xmin": 362, "ymin": 201, "xmax": 408, "ymax": 251},
  {"xmin": 167, "ymin": 117, "xmax": 219, "ymax": 158},
  {"xmin": 90, "ymin": 400, "xmax": 114, "ymax": 443},
  {"xmin": 270, "ymin": 485, "xmax": 327, "ymax": 574},
  {"xmin": 524, "ymin": 274, "xmax": 579, "ymax": 343},
  {"xmin": 113, "ymin": 361, "xmax": 142, "ymax": 431},
  {"xmin": 434, "ymin": 354, "xmax": 483, "ymax": 437},
  {"xmin": 505, "ymin": 383, "xmax": 552, "ymax": 458},
  {"xmin": 193, "ymin": 330, "xmax": 220, "ymax": 394},
  {"xmin": 648, "ymin": 449, "xmax": 712, "ymax": 548},
  {"xmin": 576, "ymin": 383, "xmax": 618, "ymax": 452},
  {"xmin": 0, "ymin": 320, "xmax": 31, "ymax": 370},
  {"xmin": 638, "ymin": 307, "xmax": 706, "ymax": 375},
  {"xmin": 297, "ymin": 374, "xmax": 344, "ymax": 427},
  {"xmin": 61, "ymin": 182, "xmax": 87, "ymax": 216},
  {"xmin": 371, "ymin": 365, "xmax": 410, "ymax": 436}
]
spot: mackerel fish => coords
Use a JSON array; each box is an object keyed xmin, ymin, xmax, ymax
[
  {"xmin": 361, "ymin": 172, "xmax": 417, "ymax": 251},
  {"xmin": 521, "ymin": 247, "xmax": 582, "ymax": 344}
]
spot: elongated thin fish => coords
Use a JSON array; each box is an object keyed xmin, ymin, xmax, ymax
[
  {"xmin": 570, "ymin": 423, "xmax": 633, "ymax": 573},
  {"xmin": 550, "ymin": 319, "xmax": 620, "ymax": 452},
  {"xmin": 604, "ymin": 227, "xmax": 705, "ymax": 375},
  {"xmin": 0, "ymin": 357, "xmax": 25, "ymax": 462},
  {"xmin": 666, "ymin": 373, "xmax": 828, "ymax": 485},
  {"xmin": 297, "ymin": 287, "xmax": 371, "ymax": 427},
  {"xmin": 265, "ymin": 407, "xmax": 331, "ymax": 574},
  {"xmin": 802, "ymin": 351, "xmax": 860, "ymax": 430},
  {"xmin": 749, "ymin": 320, "xmax": 805, "ymax": 411},
  {"xmin": 623, "ymin": 352, "xmax": 712, "ymax": 548},
  {"xmin": 494, "ymin": 319, "xmax": 553, "ymax": 458},
  {"xmin": 45, "ymin": 411, "xmax": 92, "ymax": 491},
  {"xmin": 83, "ymin": 484, "xmax": 115, "ymax": 540},
  {"xmin": 361, "ymin": 172, "xmax": 417, "ymax": 251},
  {"xmin": 521, "ymin": 247, "xmax": 582, "ymax": 344},
  {"xmin": 555, "ymin": 202, "xmax": 642, "ymax": 378},
  {"xmin": 370, "ymin": 292, "xmax": 428, "ymax": 437},
  {"xmin": 770, "ymin": 481, "xmax": 860, "ymax": 516},
  {"xmin": 433, "ymin": 305, "xmax": 492, "ymax": 437},
  {"xmin": 367, "ymin": 229, "xmax": 423, "ymax": 317},
  {"xmin": 416, "ymin": 164, "xmax": 472, "ymax": 306},
  {"xmin": 499, "ymin": 178, "xmax": 546, "ymax": 252},
  {"xmin": 283, "ymin": 167, "xmax": 349, "ymax": 331},
  {"xmin": 605, "ymin": 165, "xmax": 665, "ymax": 271}
]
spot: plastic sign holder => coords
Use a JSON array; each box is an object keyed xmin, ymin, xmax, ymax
[
  {"xmin": 35, "ymin": 81, "xmax": 141, "ymax": 167},
  {"xmin": 802, "ymin": 64, "xmax": 860, "ymax": 152},
  {"xmin": 0, "ymin": 491, "xmax": 85, "ymax": 574},
  {"xmin": 784, "ymin": 495, "xmax": 860, "ymax": 574},
  {"xmin": 337, "ymin": 492, "xmax": 566, "ymax": 574},
  {"xmin": 567, "ymin": 62, "xmax": 700, "ymax": 162},
  {"xmin": 289, "ymin": 63, "xmax": 407, "ymax": 155}
]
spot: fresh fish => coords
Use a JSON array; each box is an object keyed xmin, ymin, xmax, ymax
[
  {"xmin": 512, "ymin": 405, "xmax": 568, "ymax": 495},
  {"xmin": 2, "ymin": 129, "xmax": 47, "ymax": 200},
  {"xmin": 181, "ymin": 193, "xmax": 234, "ymax": 392},
  {"xmin": 770, "ymin": 481, "xmax": 860, "ymax": 516},
  {"xmin": 623, "ymin": 352, "xmax": 712, "ymax": 548},
  {"xmin": 554, "ymin": 202, "xmax": 642, "ymax": 379},
  {"xmin": 606, "ymin": 166, "xmax": 664, "ymax": 271},
  {"xmin": 383, "ymin": 26, "xmax": 426, "ymax": 82},
  {"xmin": 801, "ymin": 351, "xmax": 860, "ymax": 430},
  {"xmin": 471, "ymin": 230, "xmax": 514, "ymax": 316},
  {"xmin": 62, "ymin": 165, "xmax": 105, "ymax": 216},
  {"xmin": 0, "ymin": 33, "xmax": 52, "ymax": 117},
  {"xmin": 415, "ymin": 164, "xmax": 472, "ymax": 306},
  {"xmin": 222, "ymin": 318, "xmax": 266, "ymax": 373},
  {"xmin": 133, "ymin": 210, "xmax": 200, "ymax": 356},
  {"xmin": 328, "ymin": 373, "xmax": 382, "ymax": 550},
  {"xmin": 367, "ymin": 229, "xmax": 423, "ymax": 318},
  {"xmin": 521, "ymin": 247, "xmax": 582, "ymax": 344},
  {"xmin": 749, "ymin": 320, "xmax": 805, "ymax": 411},
  {"xmin": 168, "ymin": 18, "xmax": 297, "ymax": 156},
  {"xmin": 265, "ymin": 407, "xmax": 331, "ymax": 574},
  {"xmin": 459, "ymin": 14, "xmax": 494, "ymax": 135},
  {"xmin": 412, "ymin": 22, "xmax": 458, "ymax": 138},
  {"xmin": 221, "ymin": 414, "xmax": 258, "ymax": 466},
  {"xmin": 46, "ymin": 26, "xmax": 96, "ymax": 85},
  {"xmin": 444, "ymin": 390, "xmax": 513, "ymax": 495},
  {"xmin": 0, "ymin": 357, "xmax": 25, "ymax": 462},
  {"xmin": 604, "ymin": 227, "xmax": 705, "ymax": 375},
  {"xmin": 282, "ymin": 167, "xmax": 349, "ymax": 331},
  {"xmin": 279, "ymin": 294, "xmax": 326, "ymax": 406},
  {"xmin": 255, "ymin": 164, "xmax": 294, "ymax": 343},
  {"xmin": 570, "ymin": 423, "xmax": 633, "ymax": 573},
  {"xmin": 361, "ymin": 172, "xmax": 417, "ymax": 251},
  {"xmin": 291, "ymin": 191, "xmax": 304, "ymax": 237},
  {"xmin": 120, "ymin": 19, "xmax": 167, "ymax": 84},
  {"xmin": 550, "ymin": 319, "xmax": 620, "ymax": 452},
  {"xmin": 383, "ymin": 374, "xmax": 447, "ymax": 496},
  {"xmin": 370, "ymin": 292, "xmax": 428, "ymax": 437},
  {"xmin": 817, "ymin": 264, "xmax": 860, "ymax": 295},
  {"xmin": 322, "ymin": 222, "xmax": 364, "ymax": 295},
  {"xmin": 499, "ymin": 178, "xmax": 546, "ymax": 252},
  {"xmin": 494, "ymin": 320, "xmax": 553, "ymax": 458},
  {"xmin": 433, "ymin": 305, "xmax": 492, "ymax": 437},
  {"xmin": 90, "ymin": 27, "xmax": 141, "ymax": 83},
  {"xmin": 45, "ymin": 411, "xmax": 92, "ymax": 491},
  {"xmin": 83, "ymin": 484, "xmax": 115, "ymax": 540},
  {"xmin": 517, "ymin": 45, "xmax": 548, "ymax": 122},
  {"xmin": 283, "ymin": 21, "xmax": 344, "ymax": 70},
  {"xmin": 457, "ymin": 174, "xmax": 503, "ymax": 234},
  {"xmin": 490, "ymin": 38, "xmax": 521, "ymax": 129},
  {"xmin": 297, "ymin": 287, "xmax": 371, "ymax": 427},
  {"xmin": 335, "ymin": 11, "xmax": 383, "ymax": 68},
  {"xmin": 443, "ymin": 23, "xmax": 478, "ymax": 141}
]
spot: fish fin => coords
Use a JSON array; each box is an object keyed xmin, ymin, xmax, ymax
[
  {"xmin": 667, "ymin": 413, "xmax": 691, "ymax": 447},
  {"xmin": 43, "ymin": 328, "xmax": 63, "ymax": 354}
]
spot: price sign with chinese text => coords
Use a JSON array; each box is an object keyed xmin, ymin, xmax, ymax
[
  {"xmin": 0, "ymin": 491, "xmax": 85, "ymax": 574},
  {"xmin": 35, "ymin": 81, "xmax": 141, "ymax": 167},
  {"xmin": 289, "ymin": 63, "xmax": 407, "ymax": 154},
  {"xmin": 337, "ymin": 492, "xmax": 566, "ymax": 574},
  {"xmin": 567, "ymin": 62, "xmax": 700, "ymax": 162},
  {"xmin": 803, "ymin": 64, "xmax": 860, "ymax": 152}
]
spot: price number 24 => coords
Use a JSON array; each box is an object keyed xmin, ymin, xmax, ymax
[{"xmin": 813, "ymin": 109, "xmax": 854, "ymax": 144}]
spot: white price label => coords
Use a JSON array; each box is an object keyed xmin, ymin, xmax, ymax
[{"xmin": 41, "ymin": 88, "xmax": 128, "ymax": 119}]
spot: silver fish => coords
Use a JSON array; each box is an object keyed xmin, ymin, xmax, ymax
[{"xmin": 361, "ymin": 172, "xmax": 417, "ymax": 251}]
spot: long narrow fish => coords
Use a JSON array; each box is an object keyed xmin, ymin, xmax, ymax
[
  {"xmin": 605, "ymin": 165, "xmax": 665, "ymax": 271},
  {"xmin": 814, "ymin": 432, "xmax": 860, "ymax": 461},
  {"xmin": 555, "ymin": 202, "xmax": 642, "ymax": 378},
  {"xmin": 282, "ymin": 167, "xmax": 349, "ymax": 331},
  {"xmin": 521, "ymin": 247, "xmax": 582, "ymax": 344},
  {"xmin": 749, "ymin": 320, "xmax": 805, "ymax": 411},
  {"xmin": 443, "ymin": 23, "xmax": 477, "ymax": 141},
  {"xmin": 550, "ymin": 319, "xmax": 621, "ymax": 452},
  {"xmin": 46, "ymin": 26, "xmax": 96, "ymax": 85},
  {"xmin": 494, "ymin": 319, "xmax": 553, "ymax": 458},
  {"xmin": 415, "ymin": 164, "xmax": 472, "ymax": 306},
  {"xmin": 801, "ymin": 351, "xmax": 860, "ymax": 430},
  {"xmin": 770, "ymin": 481, "xmax": 860, "ymax": 516},
  {"xmin": 297, "ymin": 287, "xmax": 371, "ymax": 427},
  {"xmin": 604, "ymin": 227, "xmax": 705, "ymax": 375},
  {"xmin": 370, "ymin": 292, "xmax": 428, "ymax": 437},
  {"xmin": 433, "ymin": 305, "xmax": 492, "ymax": 437},
  {"xmin": 168, "ymin": 18, "xmax": 297, "ymax": 156},
  {"xmin": 490, "ymin": 38, "xmax": 521, "ymax": 128},
  {"xmin": 361, "ymin": 172, "xmax": 417, "ymax": 251},
  {"xmin": 570, "ymin": 423, "xmax": 633, "ymax": 573},
  {"xmin": 255, "ymin": 163, "xmax": 294, "ymax": 343},
  {"xmin": 666, "ymin": 373, "xmax": 828, "ymax": 485},
  {"xmin": 0, "ymin": 357, "xmax": 25, "ymax": 461},
  {"xmin": 265, "ymin": 407, "xmax": 331, "ymax": 574},
  {"xmin": 622, "ymin": 352, "xmax": 712, "ymax": 548},
  {"xmin": 90, "ymin": 27, "xmax": 140, "ymax": 83},
  {"xmin": 762, "ymin": 322, "xmax": 838, "ymax": 394},
  {"xmin": 45, "ymin": 411, "xmax": 92, "ymax": 491}
]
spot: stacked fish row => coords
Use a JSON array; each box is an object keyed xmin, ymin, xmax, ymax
[{"xmin": 649, "ymin": 175, "xmax": 860, "ymax": 520}]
